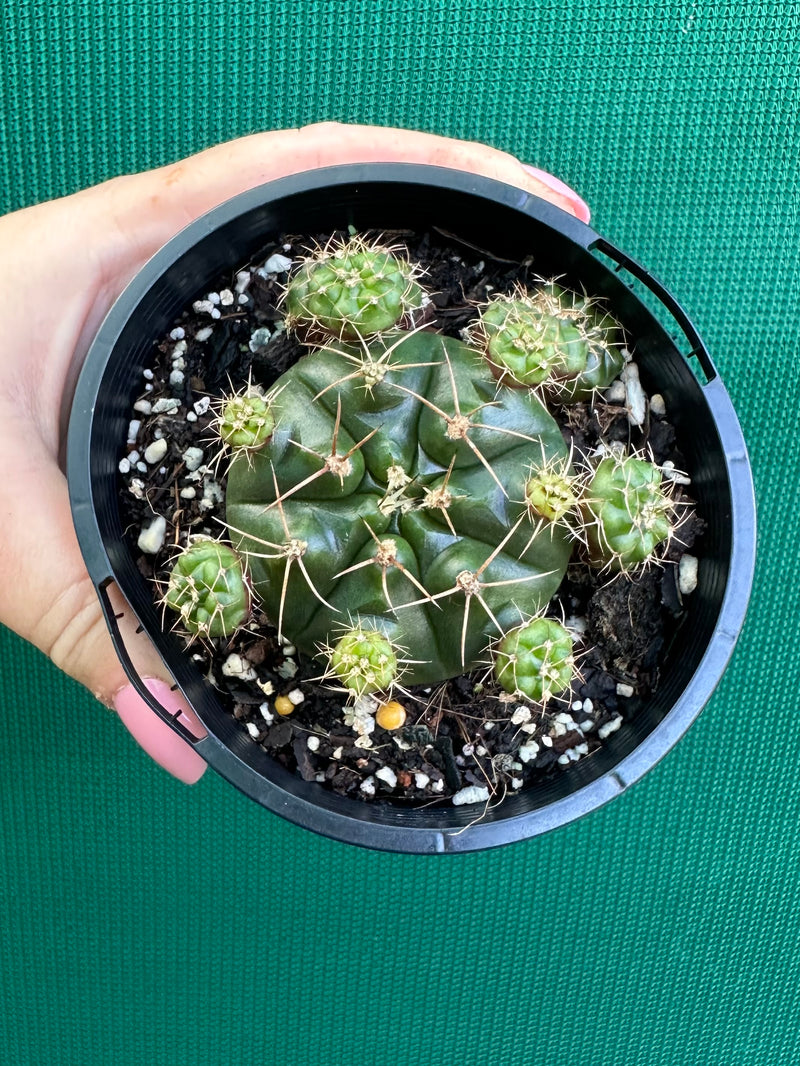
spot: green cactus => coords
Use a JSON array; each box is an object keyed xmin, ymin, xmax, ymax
[
  {"xmin": 524, "ymin": 456, "xmax": 579, "ymax": 526},
  {"xmin": 225, "ymin": 328, "xmax": 573, "ymax": 687},
  {"xmin": 468, "ymin": 283, "xmax": 624, "ymax": 400},
  {"xmin": 215, "ymin": 385, "xmax": 276, "ymax": 452},
  {"xmin": 282, "ymin": 235, "xmax": 425, "ymax": 340},
  {"xmin": 582, "ymin": 453, "xmax": 674, "ymax": 570},
  {"xmin": 164, "ymin": 539, "xmax": 250, "ymax": 639},
  {"xmin": 493, "ymin": 616, "xmax": 575, "ymax": 702},
  {"xmin": 328, "ymin": 625, "xmax": 400, "ymax": 696}
]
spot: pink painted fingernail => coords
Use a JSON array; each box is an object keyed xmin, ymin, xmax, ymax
[
  {"xmin": 113, "ymin": 677, "xmax": 208, "ymax": 784},
  {"xmin": 520, "ymin": 165, "xmax": 591, "ymax": 223}
]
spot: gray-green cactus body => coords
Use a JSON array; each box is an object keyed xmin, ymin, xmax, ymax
[{"xmin": 226, "ymin": 331, "xmax": 573, "ymax": 685}]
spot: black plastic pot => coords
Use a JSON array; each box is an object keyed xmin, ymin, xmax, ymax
[{"xmin": 68, "ymin": 164, "xmax": 756, "ymax": 853}]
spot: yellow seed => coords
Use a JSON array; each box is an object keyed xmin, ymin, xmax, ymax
[
  {"xmin": 274, "ymin": 695, "xmax": 294, "ymax": 716},
  {"xmin": 376, "ymin": 700, "xmax": 407, "ymax": 731}
]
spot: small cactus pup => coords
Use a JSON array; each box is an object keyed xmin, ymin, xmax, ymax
[
  {"xmin": 282, "ymin": 234, "xmax": 426, "ymax": 341},
  {"xmin": 163, "ymin": 538, "xmax": 250, "ymax": 640},
  {"xmin": 582, "ymin": 452, "xmax": 676, "ymax": 571},
  {"xmin": 524, "ymin": 448, "xmax": 582, "ymax": 529},
  {"xmin": 467, "ymin": 282, "xmax": 624, "ymax": 400},
  {"xmin": 214, "ymin": 383, "xmax": 276, "ymax": 453},
  {"xmin": 327, "ymin": 624, "xmax": 400, "ymax": 697},
  {"xmin": 493, "ymin": 616, "xmax": 575, "ymax": 703}
]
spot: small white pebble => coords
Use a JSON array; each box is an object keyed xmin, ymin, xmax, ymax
[
  {"xmin": 604, "ymin": 380, "xmax": 626, "ymax": 404},
  {"xmin": 143, "ymin": 368, "xmax": 154, "ymax": 381},
  {"xmin": 137, "ymin": 515, "xmax": 167, "ymax": 554},
  {"xmin": 171, "ymin": 340, "xmax": 187, "ymax": 358},
  {"xmin": 650, "ymin": 393, "xmax": 666, "ymax": 417},
  {"xmin": 207, "ymin": 292, "xmax": 221, "ymax": 306},
  {"xmin": 219, "ymin": 288, "xmax": 234, "ymax": 306},
  {"xmin": 662, "ymin": 460, "xmax": 692, "ymax": 486},
  {"xmin": 169, "ymin": 327, "xmax": 185, "ymax": 341},
  {"xmin": 144, "ymin": 438, "xmax": 168, "ymax": 465},
  {"xmin": 277, "ymin": 659, "xmax": 298, "ymax": 679},
  {"xmin": 193, "ymin": 396, "xmax": 211, "ymax": 417},
  {"xmin": 118, "ymin": 458, "xmax": 131, "ymax": 474},
  {"xmin": 315, "ymin": 773, "xmax": 326, "ymax": 783},
  {"xmin": 246, "ymin": 722, "xmax": 260, "ymax": 739},
  {"xmin": 555, "ymin": 712, "xmax": 577, "ymax": 728},
  {"xmin": 476, "ymin": 745, "xmax": 487, "ymax": 756},
  {"xmin": 180, "ymin": 487, "xmax": 196, "ymax": 499},
  {"xmin": 238, "ymin": 293, "xmax": 249, "ymax": 305},
  {"xmin": 287, "ymin": 689, "xmax": 305, "ymax": 706},
  {"xmin": 127, "ymin": 419, "xmax": 141, "ymax": 443},
  {"xmin": 282, "ymin": 644, "xmax": 296, "ymax": 656},
  {"xmin": 145, "ymin": 383, "xmax": 153, "ymax": 392},
  {"xmin": 171, "ymin": 356, "xmax": 186, "ymax": 372},
  {"xmin": 221, "ymin": 653, "xmax": 257, "ymax": 681},
  {"xmin": 541, "ymin": 735, "xmax": 553, "ymax": 748},
  {"xmin": 307, "ymin": 735, "xmax": 320, "ymax": 752},
  {"xmin": 558, "ymin": 753, "xmax": 571, "ymax": 766},
  {"xmin": 235, "ymin": 270, "xmax": 251, "ymax": 293},
  {"xmin": 210, "ymin": 308, "xmax": 221, "ymax": 320},
  {"xmin": 333, "ymin": 746, "xmax": 344, "ymax": 760},
  {"xmin": 622, "ymin": 362, "xmax": 647, "ymax": 426},
  {"xmin": 616, "ymin": 682, "xmax": 634, "ymax": 698},
  {"xmin": 518, "ymin": 743, "xmax": 540, "ymax": 763},
  {"xmin": 186, "ymin": 411, "xmax": 197, "ymax": 422},
  {"xmin": 200, "ymin": 478, "xmax": 224, "ymax": 511},
  {"xmin": 375, "ymin": 766, "xmax": 397, "ymax": 790},
  {"xmin": 133, "ymin": 399, "xmax": 152, "ymax": 416},
  {"xmin": 580, "ymin": 720, "xmax": 594, "ymax": 733},
  {"xmin": 359, "ymin": 777, "xmax": 376, "ymax": 797},
  {"xmin": 129, "ymin": 478, "xmax": 145, "ymax": 499},
  {"xmin": 598, "ymin": 716, "xmax": 624, "ymax": 740},
  {"xmin": 257, "ymin": 680, "xmax": 274, "ymax": 698},
  {"xmin": 679, "ymin": 554, "xmax": 699, "ymax": 595},
  {"xmin": 510, "ymin": 706, "xmax": 532, "ymax": 725},
  {"xmin": 582, "ymin": 698, "xmax": 594, "ymax": 713},
  {"xmin": 576, "ymin": 743, "xmax": 589, "ymax": 755},
  {"xmin": 571, "ymin": 700, "xmax": 583, "ymax": 711},
  {"xmin": 193, "ymin": 299, "xmax": 215, "ymax": 315},
  {"xmin": 452, "ymin": 785, "xmax": 490, "ymax": 806},
  {"xmin": 414, "ymin": 772, "xmax": 430, "ymax": 789},
  {"xmin": 152, "ymin": 398, "xmax": 180, "ymax": 415},
  {"xmin": 511, "ymin": 777, "xmax": 524, "ymax": 790},
  {"xmin": 431, "ymin": 779, "xmax": 445, "ymax": 793},
  {"xmin": 262, "ymin": 252, "xmax": 293, "ymax": 274},
  {"xmin": 462, "ymin": 743, "xmax": 475, "ymax": 757},
  {"xmin": 195, "ymin": 326, "xmax": 214, "ymax": 342},
  {"xmin": 128, "ymin": 450, "xmax": 140, "ymax": 463},
  {"xmin": 249, "ymin": 327, "xmax": 272, "ymax": 353},
  {"xmin": 182, "ymin": 446, "xmax": 204, "ymax": 471},
  {"xmin": 136, "ymin": 461, "xmax": 147, "ymax": 473}
]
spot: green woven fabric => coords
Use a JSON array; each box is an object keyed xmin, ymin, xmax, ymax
[{"xmin": 1, "ymin": 2, "xmax": 797, "ymax": 1063}]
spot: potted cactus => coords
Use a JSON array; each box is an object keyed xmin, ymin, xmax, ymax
[{"xmin": 68, "ymin": 165, "xmax": 755, "ymax": 852}]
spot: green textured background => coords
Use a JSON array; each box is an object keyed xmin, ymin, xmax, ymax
[{"xmin": 1, "ymin": 2, "xmax": 796, "ymax": 1063}]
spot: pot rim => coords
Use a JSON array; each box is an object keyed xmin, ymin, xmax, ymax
[{"xmin": 68, "ymin": 163, "xmax": 757, "ymax": 853}]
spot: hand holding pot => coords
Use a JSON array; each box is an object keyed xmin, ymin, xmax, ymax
[{"xmin": 0, "ymin": 122, "xmax": 590, "ymax": 784}]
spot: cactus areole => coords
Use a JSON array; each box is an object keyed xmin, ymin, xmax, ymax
[{"xmin": 226, "ymin": 330, "xmax": 572, "ymax": 685}]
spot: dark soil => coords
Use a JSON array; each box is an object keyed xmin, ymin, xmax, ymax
[{"xmin": 118, "ymin": 228, "xmax": 703, "ymax": 807}]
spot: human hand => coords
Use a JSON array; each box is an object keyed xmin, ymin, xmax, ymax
[{"xmin": 0, "ymin": 122, "xmax": 591, "ymax": 784}]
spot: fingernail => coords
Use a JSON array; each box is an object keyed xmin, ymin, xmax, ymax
[
  {"xmin": 113, "ymin": 677, "xmax": 208, "ymax": 785},
  {"xmin": 520, "ymin": 165, "xmax": 591, "ymax": 223}
]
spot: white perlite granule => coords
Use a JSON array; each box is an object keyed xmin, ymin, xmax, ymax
[
  {"xmin": 375, "ymin": 766, "xmax": 397, "ymax": 790},
  {"xmin": 452, "ymin": 785, "xmax": 490, "ymax": 806},
  {"xmin": 143, "ymin": 438, "xmax": 168, "ymax": 465},
  {"xmin": 137, "ymin": 515, "xmax": 167, "ymax": 554},
  {"xmin": 679, "ymin": 554, "xmax": 699, "ymax": 594},
  {"xmin": 182, "ymin": 446, "xmax": 204, "ymax": 471}
]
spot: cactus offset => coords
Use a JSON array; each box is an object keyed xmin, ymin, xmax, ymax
[
  {"xmin": 164, "ymin": 539, "xmax": 249, "ymax": 639},
  {"xmin": 283, "ymin": 234, "xmax": 425, "ymax": 341},
  {"xmin": 468, "ymin": 283, "xmax": 624, "ymax": 400},
  {"xmin": 493, "ymin": 617, "xmax": 575, "ymax": 702},
  {"xmin": 582, "ymin": 453, "xmax": 675, "ymax": 570}
]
